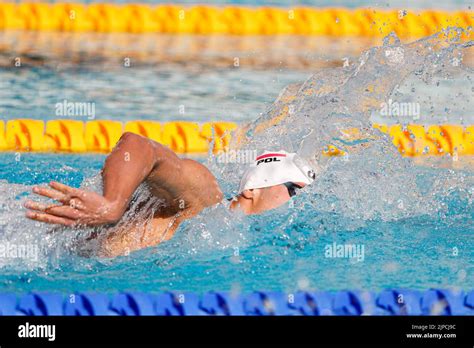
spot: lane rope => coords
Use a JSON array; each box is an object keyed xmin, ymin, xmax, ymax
[
  {"xmin": 0, "ymin": 4, "xmax": 472, "ymax": 37},
  {"xmin": 0, "ymin": 119, "xmax": 473, "ymax": 156}
]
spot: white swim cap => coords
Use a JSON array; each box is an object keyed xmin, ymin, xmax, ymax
[{"xmin": 238, "ymin": 150, "xmax": 316, "ymax": 194}]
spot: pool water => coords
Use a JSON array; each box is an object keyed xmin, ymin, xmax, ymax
[{"xmin": 0, "ymin": 153, "xmax": 472, "ymax": 293}]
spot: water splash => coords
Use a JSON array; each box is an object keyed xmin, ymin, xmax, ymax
[{"xmin": 216, "ymin": 29, "xmax": 474, "ymax": 222}]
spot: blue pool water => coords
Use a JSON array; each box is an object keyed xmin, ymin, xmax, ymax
[
  {"xmin": 0, "ymin": 63, "xmax": 309, "ymax": 123},
  {"xmin": 0, "ymin": 153, "xmax": 472, "ymax": 293}
]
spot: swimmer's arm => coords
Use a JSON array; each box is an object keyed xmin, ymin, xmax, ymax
[
  {"xmin": 25, "ymin": 132, "xmax": 179, "ymax": 226},
  {"xmin": 100, "ymin": 131, "xmax": 163, "ymax": 221}
]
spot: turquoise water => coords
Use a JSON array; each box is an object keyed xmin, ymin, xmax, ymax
[
  {"xmin": 0, "ymin": 64, "xmax": 309, "ymax": 123},
  {"xmin": 0, "ymin": 153, "xmax": 472, "ymax": 293}
]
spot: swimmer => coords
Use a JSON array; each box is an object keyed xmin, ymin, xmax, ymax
[{"xmin": 24, "ymin": 132, "xmax": 316, "ymax": 257}]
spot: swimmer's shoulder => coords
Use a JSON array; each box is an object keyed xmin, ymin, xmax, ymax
[
  {"xmin": 180, "ymin": 158, "xmax": 219, "ymax": 186},
  {"xmin": 181, "ymin": 158, "xmax": 223, "ymax": 205}
]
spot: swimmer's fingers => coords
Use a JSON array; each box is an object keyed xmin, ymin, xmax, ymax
[
  {"xmin": 25, "ymin": 201, "xmax": 84, "ymax": 220},
  {"xmin": 45, "ymin": 205, "xmax": 85, "ymax": 220},
  {"xmin": 24, "ymin": 200, "xmax": 56, "ymax": 212},
  {"xmin": 25, "ymin": 211, "xmax": 76, "ymax": 226},
  {"xmin": 32, "ymin": 186, "xmax": 69, "ymax": 203},
  {"xmin": 49, "ymin": 181, "xmax": 80, "ymax": 195}
]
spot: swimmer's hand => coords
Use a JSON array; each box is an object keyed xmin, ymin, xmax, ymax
[
  {"xmin": 24, "ymin": 132, "xmax": 183, "ymax": 228},
  {"xmin": 24, "ymin": 181, "xmax": 122, "ymax": 227}
]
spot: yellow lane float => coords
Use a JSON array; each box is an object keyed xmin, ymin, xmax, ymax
[
  {"xmin": 0, "ymin": 119, "xmax": 473, "ymax": 156},
  {"xmin": 0, "ymin": 4, "xmax": 471, "ymax": 37}
]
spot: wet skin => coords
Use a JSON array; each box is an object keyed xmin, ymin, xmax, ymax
[{"xmin": 24, "ymin": 132, "xmax": 295, "ymax": 257}]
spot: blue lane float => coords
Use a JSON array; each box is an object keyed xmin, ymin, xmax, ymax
[{"xmin": 0, "ymin": 289, "xmax": 473, "ymax": 316}]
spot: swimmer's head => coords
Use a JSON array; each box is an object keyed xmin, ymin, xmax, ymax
[{"xmin": 230, "ymin": 150, "xmax": 316, "ymax": 215}]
